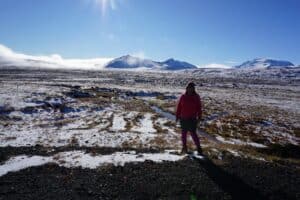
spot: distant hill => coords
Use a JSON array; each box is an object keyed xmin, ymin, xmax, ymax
[
  {"xmin": 104, "ymin": 55, "xmax": 161, "ymax": 69},
  {"xmin": 235, "ymin": 58, "xmax": 294, "ymax": 69},
  {"xmin": 159, "ymin": 58, "xmax": 198, "ymax": 70},
  {"xmin": 105, "ymin": 55, "xmax": 197, "ymax": 70}
]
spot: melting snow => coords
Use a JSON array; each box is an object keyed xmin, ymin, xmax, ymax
[
  {"xmin": 131, "ymin": 113, "xmax": 156, "ymax": 134},
  {"xmin": 111, "ymin": 114, "xmax": 126, "ymax": 131},
  {"xmin": 0, "ymin": 155, "xmax": 51, "ymax": 177},
  {"xmin": 216, "ymin": 136, "xmax": 267, "ymax": 148},
  {"xmin": 0, "ymin": 151, "xmax": 185, "ymax": 177}
]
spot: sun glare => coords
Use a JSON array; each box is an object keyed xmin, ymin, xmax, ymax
[{"xmin": 94, "ymin": 0, "xmax": 117, "ymax": 16}]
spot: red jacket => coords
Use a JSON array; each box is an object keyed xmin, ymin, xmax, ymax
[{"xmin": 176, "ymin": 93, "xmax": 202, "ymax": 120}]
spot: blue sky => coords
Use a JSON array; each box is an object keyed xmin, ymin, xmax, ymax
[{"xmin": 0, "ymin": 0, "xmax": 300, "ymax": 66}]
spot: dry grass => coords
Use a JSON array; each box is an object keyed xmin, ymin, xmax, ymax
[
  {"xmin": 131, "ymin": 113, "xmax": 144, "ymax": 128},
  {"xmin": 293, "ymin": 127, "xmax": 300, "ymax": 137},
  {"xmin": 96, "ymin": 113, "xmax": 113, "ymax": 132},
  {"xmin": 156, "ymin": 94, "xmax": 165, "ymax": 100},
  {"xmin": 122, "ymin": 99, "xmax": 152, "ymax": 113},
  {"xmin": 149, "ymin": 136, "xmax": 168, "ymax": 148},
  {"xmin": 69, "ymin": 136, "xmax": 79, "ymax": 147},
  {"xmin": 153, "ymin": 123, "xmax": 168, "ymax": 134},
  {"xmin": 4, "ymin": 136, "xmax": 17, "ymax": 141},
  {"xmin": 205, "ymin": 141, "xmax": 300, "ymax": 167},
  {"xmin": 123, "ymin": 117, "xmax": 133, "ymax": 132},
  {"xmin": 202, "ymin": 113, "xmax": 289, "ymax": 145},
  {"xmin": 121, "ymin": 141, "xmax": 130, "ymax": 149},
  {"xmin": 52, "ymin": 154, "xmax": 61, "ymax": 161},
  {"xmin": 94, "ymin": 91, "xmax": 116, "ymax": 99},
  {"xmin": 163, "ymin": 121, "xmax": 176, "ymax": 128},
  {"xmin": 53, "ymin": 119, "xmax": 76, "ymax": 128},
  {"xmin": 121, "ymin": 136, "xmax": 144, "ymax": 148}
]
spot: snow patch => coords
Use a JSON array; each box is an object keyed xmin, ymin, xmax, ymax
[
  {"xmin": 111, "ymin": 113, "xmax": 126, "ymax": 131},
  {"xmin": 216, "ymin": 136, "xmax": 267, "ymax": 148},
  {"xmin": 0, "ymin": 151, "xmax": 185, "ymax": 177},
  {"xmin": 0, "ymin": 155, "xmax": 51, "ymax": 177},
  {"xmin": 132, "ymin": 113, "xmax": 156, "ymax": 134}
]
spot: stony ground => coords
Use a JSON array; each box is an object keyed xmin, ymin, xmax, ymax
[
  {"xmin": 0, "ymin": 69, "xmax": 299, "ymax": 200},
  {"xmin": 1, "ymin": 153, "xmax": 299, "ymax": 200}
]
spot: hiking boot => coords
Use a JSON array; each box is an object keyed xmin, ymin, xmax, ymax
[
  {"xmin": 197, "ymin": 147, "xmax": 203, "ymax": 155},
  {"xmin": 181, "ymin": 146, "xmax": 188, "ymax": 154}
]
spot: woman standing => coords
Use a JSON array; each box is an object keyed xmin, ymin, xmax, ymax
[{"xmin": 176, "ymin": 82, "xmax": 203, "ymax": 155}]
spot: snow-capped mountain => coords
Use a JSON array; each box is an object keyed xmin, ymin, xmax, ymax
[
  {"xmin": 105, "ymin": 55, "xmax": 161, "ymax": 69},
  {"xmin": 159, "ymin": 58, "xmax": 197, "ymax": 70},
  {"xmin": 105, "ymin": 55, "xmax": 197, "ymax": 70},
  {"xmin": 235, "ymin": 58, "xmax": 294, "ymax": 69}
]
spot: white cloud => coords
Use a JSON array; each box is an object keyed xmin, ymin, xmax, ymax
[
  {"xmin": 0, "ymin": 45, "xmax": 15, "ymax": 57},
  {"xmin": 126, "ymin": 56, "xmax": 139, "ymax": 65},
  {"xmin": 225, "ymin": 60, "xmax": 238, "ymax": 64},
  {"xmin": 199, "ymin": 63, "xmax": 232, "ymax": 69},
  {"xmin": 0, "ymin": 44, "xmax": 113, "ymax": 70},
  {"xmin": 131, "ymin": 51, "xmax": 146, "ymax": 59}
]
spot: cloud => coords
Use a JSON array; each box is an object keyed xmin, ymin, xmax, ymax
[
  {"xmin": 225, "ymin": 60, "xmax": 238, "ymax": 65},
  {"xmin": 0, "ymin": 44, "xmax": 113, "ymax": 70},
  {"xmin": 0, "ymin": 45, "xmax": 15, "ymax": 57},
  {"xmin": 131, "ymin": 51, "xmax": 146, "ymax": 59},
  {"xmin": 199, "ymin": 63, "xmax": 232, "ymax": 69}
]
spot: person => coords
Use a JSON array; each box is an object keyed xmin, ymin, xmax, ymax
[{"xmin": 176, "ymin": 82, "xmax": 203, "ymax": 155}]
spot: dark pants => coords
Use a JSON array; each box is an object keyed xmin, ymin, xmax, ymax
[
  {"xmin": 180, "ymin": 118, "xmax": 200, "ymax": 148},
  {"xmin": 180, "ymin": 118, "xmax": 197, "ymax": 132}
]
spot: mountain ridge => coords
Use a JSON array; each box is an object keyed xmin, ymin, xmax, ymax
[
  {"xmin": 235, "ymin": 58, "xmax": 295, "ymax": 69},
  {"xmin": 105, "ymin": 55, "xmax": 198, "ymax": 70}
]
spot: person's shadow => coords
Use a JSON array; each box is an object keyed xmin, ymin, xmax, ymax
[{"xmin": 195, "ymin": 156, "xmax": 266, "ymax": 200}]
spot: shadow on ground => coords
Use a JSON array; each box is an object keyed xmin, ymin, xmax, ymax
[{"xmin": 195, "ymin": 157, "xmax": 266, "ymax": 200}]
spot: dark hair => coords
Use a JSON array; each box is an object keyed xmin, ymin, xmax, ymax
[
  {"xmin": 186, "ymin": 82, "xmax": 196, "ymax": 89},
  {"xmin": 185, "ymin": 82, "xmax": 196, "ymax": 94}
]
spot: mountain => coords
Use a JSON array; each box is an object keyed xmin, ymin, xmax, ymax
[
  {"xmin": 105, "ymin": 55, "xmax": 161, "ymax": 69},
  {"xmin": 159, "ymin": 58, "xmax": 197, "ymax": 70},
  {"xmin": 105, "ymin": 55, "xmax": 197, "ymax": 70},
  {"xmin": 235, "ymin": 58, "xmax": 294, "ymax": 69}
]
